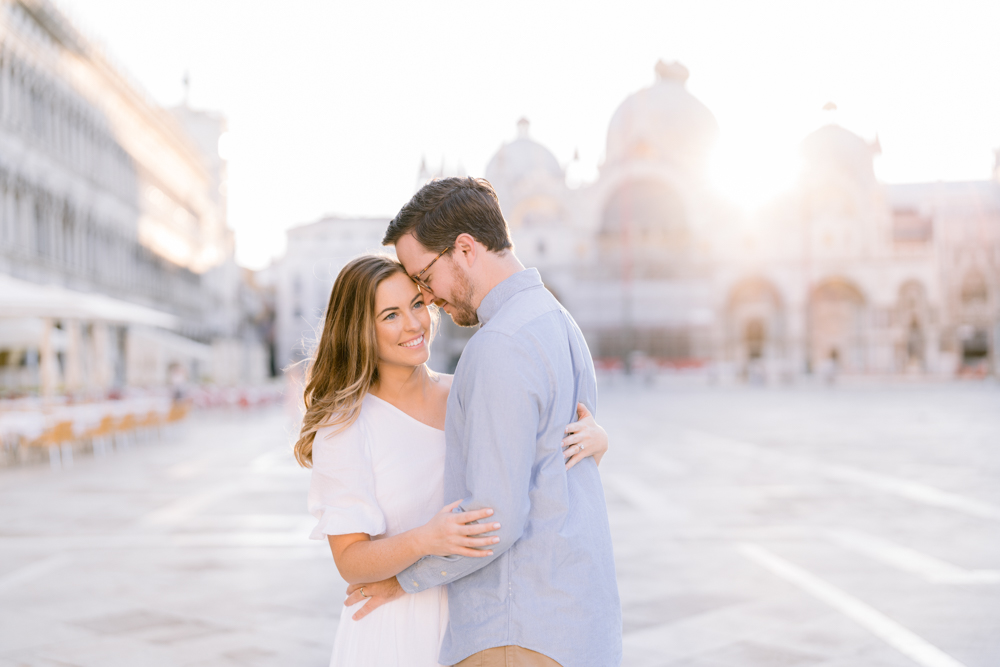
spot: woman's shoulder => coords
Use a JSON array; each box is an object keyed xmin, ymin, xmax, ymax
[
  {"xmin": 310, "ymin": 410, "xmax": 373, "ymax": 474},
  {"xmin": 314, "ymin": 408, "xmax": 368, "ymax": 449}
]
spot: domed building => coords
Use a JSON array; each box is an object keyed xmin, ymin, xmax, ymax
[
  {"xmin": 416, "ymin": 61, "xmax": 1000, "ymax": 378},
  {"xmin": 801, "ymin": 124, "xmax": 879, "ymax": 185},
  {"xmin": 603, "ymin": 60, "xmax": 718, "ymax": 173},
  {"xmin": 712, "ymin": 115, "xmax": 999, "ymax": 379},
  {"xmin": 478, "ymin": 62, "xmax": 725, "ymax": 369},
  {"xmin": 799, "ymin": 124, "xmax": 883, "ymax": 225},
  {"xmin": 485, "ymin": 119, "xmax": 575, "ymax": 272},
  {"xmin": 486, "ymin": 118, "xmax": 564, "ymax": 207},
  {"xmin": 589, "ymin": 61, "xmax": 720, "ymax": 277},
  {"xmin": 569, "ymin": 61, "xmax": 723, "ymax": 364}
]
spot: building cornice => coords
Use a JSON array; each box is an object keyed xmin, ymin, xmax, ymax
[{"xmin": 9, "ymin": 0, "xmax": 210, "ymax": 182}]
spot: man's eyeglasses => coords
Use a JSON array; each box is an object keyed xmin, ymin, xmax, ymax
[{"xmin": 411, "ymin": 246, "xmax": 450, "ymax": 293}]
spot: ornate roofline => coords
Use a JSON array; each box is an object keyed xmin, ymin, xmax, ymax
[{"xmin": 10, "ymin": 0, "xmax": 209, "ymax": 181}]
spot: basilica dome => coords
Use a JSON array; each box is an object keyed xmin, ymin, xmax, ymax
[
  {"xmin": 485, "ymin": 118, "xmax": 563, "ymax": 188},
  {"xmin": 605, "ymin": 61, "xmax": 718, "ymax": 170},
  {"xmin": 800, "ymin": 124, "xmax": 877, "ymax": 183}
]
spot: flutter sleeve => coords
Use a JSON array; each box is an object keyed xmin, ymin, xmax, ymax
[{"xmin": 307, "ymin": 416, "xmax": 386, "ymax": 539}]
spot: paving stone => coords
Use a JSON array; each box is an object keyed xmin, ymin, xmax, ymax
[
  {"xmin": 2, "ymin": 384, "xmax": 999, "ymax": 665},
  {"xmin": 623, "ymin": 594, "xmax": 747, "ymax": 633},
  {"xmin": 695, "ymin": 640, "xmax": 824, "ymax": 666}
]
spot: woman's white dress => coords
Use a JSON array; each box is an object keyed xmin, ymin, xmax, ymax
[{"xmin": 308, "ymin": 393, "xmax": 449, "ymax": 667}]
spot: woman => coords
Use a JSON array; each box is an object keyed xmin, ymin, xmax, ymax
[{"xmin": 296, "ymin": 255, "xmax": 608, "ymax": 667}]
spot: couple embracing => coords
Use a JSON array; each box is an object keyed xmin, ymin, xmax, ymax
[{"xmin": 296, "ymin": 177, "xmax": 622, "ymax": 667}]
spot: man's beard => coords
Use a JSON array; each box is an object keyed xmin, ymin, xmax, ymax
[{"xmin": 448, "ymin": 268, "xmax": 479, "ymax": 327}]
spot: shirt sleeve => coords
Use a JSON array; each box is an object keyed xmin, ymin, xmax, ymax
[
  {"xmin": 307, "ymin": 417, "xmax": 387, "ymax": 540},
  {"xmin": 397, "ymin": 331, "xmax": 541, "ymax": 592}
]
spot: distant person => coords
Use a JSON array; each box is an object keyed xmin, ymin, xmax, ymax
[
  {"xmin": 297, "ymin": 251, "xmax": 612, "ymax": 666},
  {"xmin": 168, "ymin": 362, "xmax": 188, "ymax": 403},
  {"xmin": 822, "ymin": 349, "xmax": 839, "ymax": 385},
  {"xmin": 344, "ymin": 177, "xmax": 623, "ymax": 666}
]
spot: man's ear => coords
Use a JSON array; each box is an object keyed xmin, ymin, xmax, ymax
[{"xmin": 453, "ymin": 233, "xmax": 478, "ymax": 267}]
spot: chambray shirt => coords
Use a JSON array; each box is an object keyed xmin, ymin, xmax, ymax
[{"xmin": 397, "ymin": 269, "xmax": 622, "ymax": 667}]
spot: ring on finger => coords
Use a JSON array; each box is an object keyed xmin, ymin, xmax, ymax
[
  {"xmin": 359, "ymin": 587, "xmax": 370, "ymax": 599},
  {"xmin": 579, "ymin": 443, "xmax": 585, "ymax": 450}
]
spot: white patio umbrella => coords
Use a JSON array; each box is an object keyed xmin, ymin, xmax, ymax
[
  {"xmin": 0, "ymin": 275, "xmax": 180, "ymax": 397},
  {"xmin": 0, "ymin": 275, "xmax": 178, "ymax": 328}
]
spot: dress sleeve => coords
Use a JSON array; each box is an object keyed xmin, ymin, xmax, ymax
[{"xmin": 307, "ymin": 417, "xmax": 387, "ymax": 540}]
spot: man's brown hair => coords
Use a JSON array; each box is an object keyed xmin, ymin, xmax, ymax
[{"xmin": 382, "ymin": 177, "xmax": 513, "ymax": 254}]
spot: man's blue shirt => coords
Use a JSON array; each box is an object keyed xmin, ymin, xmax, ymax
[{"xmin": 398, "ymin": 268, "xmax": 622, "ymax": 667}]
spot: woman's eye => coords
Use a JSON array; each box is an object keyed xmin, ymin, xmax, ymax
[
  {"xmin": 385, "ymin": 313, "xmax": 396, "ymax": 321},
  {"xmin": 413, "ymin": 301, "xmax": 424, "ymax": 309}
]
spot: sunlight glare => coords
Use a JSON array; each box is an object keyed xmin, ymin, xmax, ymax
[
  {"xmin": 708, "ymin": 134, "xmax": 800, "ymax": 213},
  {"xmin": 217, "ymin": 131, "xmax": 232, "ymax": 160}
]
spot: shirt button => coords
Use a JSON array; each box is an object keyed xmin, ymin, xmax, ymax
[
  {"xmin": 441, "ymin": 571, "xmax": 447, "ymax": 576},
  {"xmin": 412, "ymin": 581, "xmax": 419, "ymax": 588}
]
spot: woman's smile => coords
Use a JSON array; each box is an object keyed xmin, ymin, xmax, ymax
[{"xmin": 399, "ymin": 334, "xmax": 425, "ymax": 349}]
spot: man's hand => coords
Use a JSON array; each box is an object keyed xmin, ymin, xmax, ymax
[{"xmin": 344, "ymin": 577, "xmax": 405, "ymax": 621}]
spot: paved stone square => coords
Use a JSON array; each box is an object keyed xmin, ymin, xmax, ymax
[{"xmin": 1, "ymin": 382, "xmax": 998, "ymax": 666}]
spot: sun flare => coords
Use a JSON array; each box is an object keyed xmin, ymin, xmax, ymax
[{"xmin": 708, "ymin": 136, "xmax": 800, "ymax": 213}]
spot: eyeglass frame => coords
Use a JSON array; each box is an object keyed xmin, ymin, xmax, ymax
[{"xmin": 410, "ymin": 246, "xmax": 450, "ymax": 293}]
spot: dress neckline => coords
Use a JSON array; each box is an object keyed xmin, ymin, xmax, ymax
[{"xmin": 365, "ymin": 393, "xmax": 445, "ymax": 433}]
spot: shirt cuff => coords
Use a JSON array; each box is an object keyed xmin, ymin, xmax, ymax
[
  {"xmin": 398, "ymin": 553, "xmax": 463, "ymax": 593},
  {"xmin": 397, "ymin": 572, "xmax": 423, "ymax": 594}
]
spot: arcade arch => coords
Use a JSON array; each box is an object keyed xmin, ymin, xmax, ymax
[
  {"xmin": 808, "ymin": 278, "xmax": 867, "ymax": 373},
  {"xmin": 726, "ymin": 277, "xmax": 784, "ymax": 373},
  {"xmin": 895, "ymin": 280, "xmax": 930, "ymax": 371},
  {"xmin": 958, "ymin": 269, "xmax": 991, "ymax": 368}
]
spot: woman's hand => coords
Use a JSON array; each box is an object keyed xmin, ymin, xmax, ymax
[
  {"xmin": 563, "ymin": 403, "xmax": 609, "ymax": 470},
  {"xmin": 415, "ymin": 499, "xmax": 500, "ymax": 558}
]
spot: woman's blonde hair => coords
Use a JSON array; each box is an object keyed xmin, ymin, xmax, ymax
[{"xmin": 293, "ymin": 254, "xmax": 408, "ymax": 467}]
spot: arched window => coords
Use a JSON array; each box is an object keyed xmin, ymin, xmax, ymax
[{"xmin": 961, "ymin": 270, "xmax": 988, "ymax": 304}]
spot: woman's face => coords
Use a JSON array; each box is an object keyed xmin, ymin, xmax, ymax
[{"xmin": 373, "ymin": 272, "xmax": 431, "ymax": 368}]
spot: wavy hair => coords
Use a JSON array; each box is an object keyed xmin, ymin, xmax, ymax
[{"xmin": 294, "ymin": 254, "xmax": 409, "ymax": 468}]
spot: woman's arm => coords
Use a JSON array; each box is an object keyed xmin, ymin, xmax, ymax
[
  {"xmin": 327, "ymin": 500, "xmax": 500, "ymax": 584},
  {"xmin": 563, "ymin": 403, "xmax": 609, "ymax": 470}
]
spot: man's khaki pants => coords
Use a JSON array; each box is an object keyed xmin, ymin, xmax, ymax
[{"xmin": 453, "ymin": 645, "xmax": 561, "ymax": 667}]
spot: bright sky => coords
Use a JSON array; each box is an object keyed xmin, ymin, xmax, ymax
[{"xmin": 57, "ymin": 0, "xmax": 1000, "ymax": 270}]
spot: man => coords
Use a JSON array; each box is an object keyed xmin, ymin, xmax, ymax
[{"xmin": 352, "ymin": 177, "xmax": 621, "ymax": 667}]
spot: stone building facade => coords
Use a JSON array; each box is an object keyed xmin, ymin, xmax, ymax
[
  {"xmin": 271, "ymin": 60, "xmax": 999, "ymax": 380},
  {"xmin": 484, "ymin": 61, "xmax": 1000, "ymax": 379},
  {"xmin": 0, "ymin": 0, "xmax": 265, "ymax": 395}
]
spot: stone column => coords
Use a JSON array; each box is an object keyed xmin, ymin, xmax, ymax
[
  {"xmin": 39, "ymin": 318, "xmax": 59, "ymax": 399},
  {"xmin": 787, "ymin": 295, "xmax": 809, "ymax": 376},
  {"xmin": 91, "ymin": 322, "xmax": 112, "ymax": 394},
  {"xmin": 64, "ymin": 320, "xmax": 83, "ymax": 393}
]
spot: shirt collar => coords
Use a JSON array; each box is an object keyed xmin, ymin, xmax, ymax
[{"xmin": 476, "ymin": 268, "xmax": 542, "ymax": 326}]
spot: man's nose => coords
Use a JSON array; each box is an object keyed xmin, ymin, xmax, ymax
[
  {"xmin": 417, "ymin": 288, "xmax": 444, "ymax": 308},
  {"xmin": 417, "ymin": 285, "xmax": 436, "ymax": 301}
]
